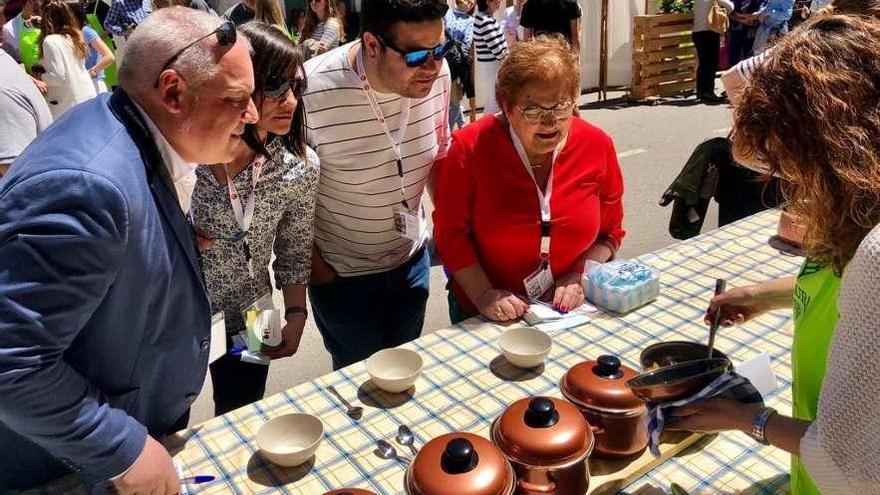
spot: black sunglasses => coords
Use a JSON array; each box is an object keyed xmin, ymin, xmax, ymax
[
  {"xmin": 263, "ymin": 77, "xmax": 307, "ymax": 100},
  {"xmin": 153, "ymin": 20, "xmax": 237, "ymax": 88},
  {"xmin": 376, "ymin": 34, "xmax": 453, "ymax": 68}
]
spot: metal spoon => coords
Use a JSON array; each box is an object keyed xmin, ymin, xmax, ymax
[
  {"xmin": 376, "ymin": 439, "xmax": 411, "ymax": 464},
  {"xmin": 707, "ymin": 279, "xmax": 727, "ymax": 359},
  {"xmin": 396, "ymin": 425, "xmax": 419, "ymax": 456},
  {"xmin": 326, "ymin": 385, "xmax": 364, "ymax": 420}
]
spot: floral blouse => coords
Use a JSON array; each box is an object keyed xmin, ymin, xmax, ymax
[{"xmin": 191, "ymin": 141, "xmax": 320, "ymax": 335}]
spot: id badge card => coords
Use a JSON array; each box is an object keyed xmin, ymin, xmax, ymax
[
  {"xmin": 208, "ymin": 312, "xmax": 226, "ymax": 364},
  {"xmin": 524, "ymin": 263, "xmax": 554, "ymax": 302},
  {"xmin": 393, "ymin": 206, "xmax": 422, "ymax": 241},
  {"xmin": 241, "ymin": 293, "xmax": 282, "ymax": 352}
]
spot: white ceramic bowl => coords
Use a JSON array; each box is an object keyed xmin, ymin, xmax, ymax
[
  {"xmin": 366, "ymin": 348, "xmax": 423, "ymax": 393},
  {"xmin": 498, "ymin": 327, "xmax": 552, "ymax": 368},
  {"xmin": 256, "ymin": 413, "xmax": 323, "ymax": 467}
]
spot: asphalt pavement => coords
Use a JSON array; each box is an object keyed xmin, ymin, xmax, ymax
[{"xmin": 189, "ymin": 89, "xmax": 735, "ymax": 424}]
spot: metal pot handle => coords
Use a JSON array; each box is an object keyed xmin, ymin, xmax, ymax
[
  {"xmin": 591, "ymin": 424, "xmax": 606, "ymax": 435},
  {"xmin": 517, "ymin": 478, "xmax": 558, "ymax": 493}
]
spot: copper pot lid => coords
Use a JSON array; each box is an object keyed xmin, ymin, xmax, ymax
[
  {"xmin": 405, "ymin": 432, "xmax": 514, "ymax": 495},
  {"xmin": 560, "ymin": 355, "xmax": 645, "ymax": 414},
  {"xmin": 491, "ymin": 396, "xmax": 593, "ymax": 467},
  {"xmin": 323, "ymin": 490, "xmax": 377, "ymax": 495}
]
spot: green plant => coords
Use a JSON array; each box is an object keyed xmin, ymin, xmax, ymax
[{"xmin": 658, "ymin": 0, "xmax": 694, "ymax": 13}]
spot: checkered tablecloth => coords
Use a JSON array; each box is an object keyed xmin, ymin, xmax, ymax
[{"xmin": 33, "ymin": 210, "xmax": 803, "ymax": 495}]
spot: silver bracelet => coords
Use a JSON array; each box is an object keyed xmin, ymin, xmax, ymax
[{"xmin": 749, "ymin": 406, "xmax": 777, "ymax": 445}]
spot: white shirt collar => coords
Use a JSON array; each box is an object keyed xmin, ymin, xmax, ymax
[{"xmin": 132, "ymin": 102, "xmax": 199, "ymax": 213}]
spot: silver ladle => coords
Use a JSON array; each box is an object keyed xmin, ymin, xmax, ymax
[{"xmin": 707, "ymin": 278, "xmax": 727, "ymax": 359}]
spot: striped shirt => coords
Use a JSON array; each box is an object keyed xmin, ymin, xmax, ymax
[
  {"xmin": 473, "ymin": 11, "xmax": 508, "ymax": 63},
  {"xmin": 303, "ymin": 42, "xmax": 451, "ymax": 276},
  {"xmin": 734, "ymin": 49, "xmax": 771, "ymax": 80},
  {"xmin": 309, "ymin": 18, "xmax": 343, "ymax": 50}
]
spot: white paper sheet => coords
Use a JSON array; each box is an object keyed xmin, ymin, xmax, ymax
[{"xmin": 734, "ymin": 352, "xmax": 778, "ymax": 398}]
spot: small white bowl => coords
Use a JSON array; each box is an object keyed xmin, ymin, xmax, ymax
[
  {"xmin": 498, "ymin": 327, "xmax": 552, "ymax": 368},
  {"xmin": 366, "ymin": 348, "xmax": 423, "ymax": 393},
  {"xmin": 256, "ymin": 413, "xmax": 323, "ymax": 467}
]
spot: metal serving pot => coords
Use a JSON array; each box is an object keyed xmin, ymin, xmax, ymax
[
  {"xmin": 491, "ymin": 397, "xmax": 594, "ymax": 495},
  {"xmin": 405, "ymin": 432, "xmax": 516, "ymax": 495},
  {"xmin": 560, "ymin": 355, "xmax": 649, "ymax": 458}
]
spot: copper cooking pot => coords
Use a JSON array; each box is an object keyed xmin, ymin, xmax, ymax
[
  {"xmin": 323, "ymin": 490, "xmax": 377, "ymax": 495},
  {"xmin": 560, "ymin": 355, "xmax": 649, "ymax": 458},
  {"xmin": 777, "ymin": 209, "xmax": 806, "ymax": 247},
  {"xmin": 491, "ymin": 397, "xmax": 594, "ymax": 495},
  {"xmin": 405, "ymin": 432, "xmax": 516, "ymax": 495}
]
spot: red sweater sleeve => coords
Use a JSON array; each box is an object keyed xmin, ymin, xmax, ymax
[
  {"xmin": 599, "ymin": 135, "xmax": 626, "ymax": 251},
  {"xmin": 432, "ymin": 133, "xmax": 479, "ymax": 272}
]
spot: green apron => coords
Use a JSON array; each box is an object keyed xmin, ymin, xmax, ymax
[
  {"xmin": 790, "ymin": 258, "xmax": 840, "ymax": 495},
  {"xmin": 17, "ymin": 15, "xmax": 41, "ymax": 73},
  {"xmin": 86, "ymin": 1, "xmax": 119, "ymax": 87}
]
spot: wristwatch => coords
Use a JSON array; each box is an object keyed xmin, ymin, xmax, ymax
[
  {"xmin": 285, "ymin": 306, "xmax": 308, "ymax": 319},
  {"xmin": 748, "ymin": 406, "xmax": 777, "ymax": 445}
]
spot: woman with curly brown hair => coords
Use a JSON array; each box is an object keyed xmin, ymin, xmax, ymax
[
  {"xmin": 668, "ymin": 15, "xmax": 880, "ymax": 495},
  {"xmin": 37, "ymin": 0, "xmax": 96, "ymax": 118}
]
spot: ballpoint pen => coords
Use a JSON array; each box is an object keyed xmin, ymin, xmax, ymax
[{"xmin": 181, "ymin": 475, "xmax": 216, "ymax": 484}]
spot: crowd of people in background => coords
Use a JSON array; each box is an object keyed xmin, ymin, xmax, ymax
[
  {"xmin": 2, "ymin": 0, "xmax": 880, "ymax": 494},
  {"xmin": 692, "ymin": 0, "xmax": 832, "ymax": 103},
  {"xmin": 442, "ymin": 0, "xmax": 582, "ymax": 127},
  {"xmin": 0, "ymin": 0, "xmax": 359, "ymax": 117},
  {"xmin": 0, "ymin": 0, "xmax": 600, "ymax": 137}
]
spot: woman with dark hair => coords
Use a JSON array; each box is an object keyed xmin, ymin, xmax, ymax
[
  {"xmin": 669, "ymin": 15, "xmax": 880, "ymax": 495},
  {"xmin": 190, "ymin": 21, "xmax": 320, "ymax": 416},
  {"xmin": 68, "ymin": 0, "xmax": 114, "ymax": 93},
  {"xmin": 38, "ymin": 0, "xmax": 96, "ymax": 118},
  {"xmin": 300, "ymin": 0, "xmax": 343, "ymax": 57}
]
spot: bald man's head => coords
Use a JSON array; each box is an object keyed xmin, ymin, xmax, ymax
[{"xmin": 117, "ymin": 7, "xmax": 259, "ymax": 165}]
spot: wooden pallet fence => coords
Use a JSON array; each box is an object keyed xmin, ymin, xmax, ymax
[{"xmin": 631, "ymin": 12, "xmax": 697, "ymax": 100}]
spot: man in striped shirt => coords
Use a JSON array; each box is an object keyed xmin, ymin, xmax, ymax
[{"xmin": 303, "ymin": 0, "xmax": 451, "ymax": 369}]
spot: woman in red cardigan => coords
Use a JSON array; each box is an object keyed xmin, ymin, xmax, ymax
[{"xmin": 434, "ymin": 35, "xmax": 625, "ymax": 323}]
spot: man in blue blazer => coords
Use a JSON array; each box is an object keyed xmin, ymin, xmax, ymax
[{"xmin": 0, "ymin": 8, "xmax": 258, "ymax": 493}]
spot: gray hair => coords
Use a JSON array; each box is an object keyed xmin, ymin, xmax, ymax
[{"xmin": 119, "ymin": 7, "xmax": 246, "ymax": 97}]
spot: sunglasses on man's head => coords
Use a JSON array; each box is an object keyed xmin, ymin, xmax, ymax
[
  {"xmin": 153, "ymin": 20, "xmax": 237, "ymax": 88},
  {"xmin": 263, "ymin": 77, "xmax": 307, "ymax": 100},
  {"xmin": 376, "ymin": 34, "xmax": 453, "ymax": 68}
]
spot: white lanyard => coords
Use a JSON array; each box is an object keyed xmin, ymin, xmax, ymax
[
  {"xmin": 225, "ymin": 155, "xmax": 265, "ymax": 278},
  {"xmin": 508, "ymin": 125, "xmax": 566, "ymax": 262},
  {"xmin": 354, "ymin": 45, "xmax": 413, "ymax": 208}
]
